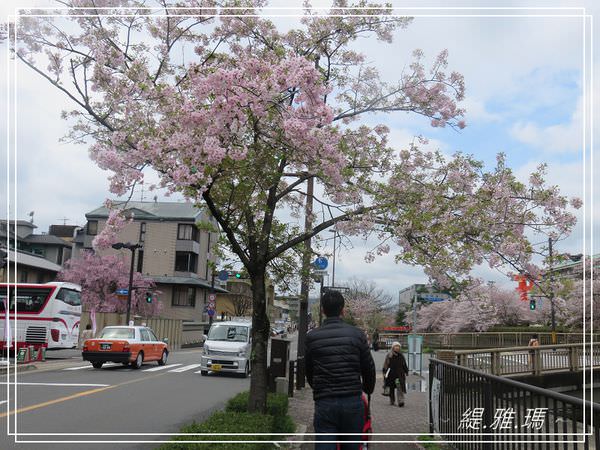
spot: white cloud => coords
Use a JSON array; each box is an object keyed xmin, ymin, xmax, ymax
[{"xmin": 510, "ymin": 96, "xmax": 583, "ymax": 153}]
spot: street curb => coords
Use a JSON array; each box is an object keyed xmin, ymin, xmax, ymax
[
  {"xmin": 0, "ymin": 363, "xmax": 38, "ymax": 374},
  {"xmin": 0, "ymin": 359, "xmax": 91, "ymax": 375}
]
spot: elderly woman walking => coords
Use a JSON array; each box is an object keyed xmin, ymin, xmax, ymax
[{"xmin": 383, "ymin": 341, "xmax": 409, "ymax": 407}]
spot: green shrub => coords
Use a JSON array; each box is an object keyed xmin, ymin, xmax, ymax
[
  {"xmin": 417, "ymin": 435, "xmax": 443, "ymax": 450},
  {"xmin": 226, "ymin": 391, "xmax": 293, "ymax": 433},
  {"xmin": 159, "ymin": 411, "xmax": 274, "ymax": 450},
  {"xmin": 226, "ymin": 391, "xmax": 250, "ymax": 413}
]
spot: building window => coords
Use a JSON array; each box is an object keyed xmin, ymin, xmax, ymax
[
  {"xmin": 32, "ymin": 248, "xmax": 45, "ymax": 257},
  {"xmin": 139, "ymin": 222, "xmax": 146, "ymax": 243},
  {"xmin": 177, "ymin": 224, "xmax": 198, "ymax": 242},
  {"xmin": 172, "ymin": 286, "xmax": 196, "ymax": 307},
  {"xmin": 136, "ymin": 250, "xmax": 144, "ymax": 273},
  {"xmin": 175, "ymin": 252, "xmax": 197, "ymax": 273},
  {"xmin": 87, "ymin": 220, "xmax": 98, "ymax": 235}
]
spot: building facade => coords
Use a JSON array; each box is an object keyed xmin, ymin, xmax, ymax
[
  {"xmin": 73, "ymin": 201, "xmax": 225, "ymax": 322},
  {"xmin": 215, "ymin": 278, "xmax": 275, "ymax": 321},
  {"xmin": 0, "ymin": 220, "xmax": 71, "ymax": 283}
]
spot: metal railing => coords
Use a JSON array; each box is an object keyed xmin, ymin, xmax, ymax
[
  {"xmin": 453, "ymin": 344, "xmax": 600, "ymax": 376},
  {"xmin": 429, "ymin": 358, "xmax": 600, "ymax": 449},
  {"xmin": 379, "ymin": 332, "xmax": 595, "ymax": 350}
]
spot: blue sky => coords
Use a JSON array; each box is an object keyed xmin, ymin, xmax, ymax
[{"xmin": 1, "ymin": 1, "xmax": 596, "ymax": 298}]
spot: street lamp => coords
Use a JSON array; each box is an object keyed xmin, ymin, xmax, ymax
[{"xmin": 112, "ymin": 242, "xmax": 143, "ymax": 325}]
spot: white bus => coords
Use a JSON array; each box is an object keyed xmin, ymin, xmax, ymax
[{"xmin": 0, "ymin": 282, "xmax": 82, "ymax": 351}]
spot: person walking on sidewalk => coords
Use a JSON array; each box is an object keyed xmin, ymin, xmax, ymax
[
  {"xmin": 383, "ymin": 341, "xmax": 409, "ymax": 407},
  {"xmin": 305, "ymin": 290, "xmax": 376, "ymax": 450}
]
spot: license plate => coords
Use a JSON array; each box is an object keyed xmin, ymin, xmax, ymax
[
  {"xmin": 211, "ymin": 364, "xmax": 222, "ymax": 371},
  {"xmin": 100, "ymin": 343, "xmax": 111, "ymax": 350}
]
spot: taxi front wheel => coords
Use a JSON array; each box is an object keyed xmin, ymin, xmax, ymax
[
  {"xmin": 92, "ymin": 362, "xmax": 103, "ymax": 369},
  {"xmin": 132, "ymin": 351, "xmax": 143, "ymax": 369},
  {"xmin": 158, "ymin": 350, "xmax": 168, "ymax": 366}
]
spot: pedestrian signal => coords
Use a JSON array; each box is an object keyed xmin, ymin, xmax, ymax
[
  {"xmin": 145, "ymin": 292, "xmax": 153, "ymax": 303},
  {"xmin": 529, "ymin": 299, "xmax": 536, "ymax": 310}
]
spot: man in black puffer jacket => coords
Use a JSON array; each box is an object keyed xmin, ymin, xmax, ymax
[{"xmin": 305, "ymin": 290, "xmax": 376, "ymax": 450}]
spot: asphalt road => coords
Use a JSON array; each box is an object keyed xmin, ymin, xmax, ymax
[{"xmin": 0, "ymin": 347, "xmax": 251, "ymax": 449}]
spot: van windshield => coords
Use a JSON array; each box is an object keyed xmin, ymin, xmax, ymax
[{"xmin": 207, "ymin": 325, "xmax": 249, "ymax": 342}]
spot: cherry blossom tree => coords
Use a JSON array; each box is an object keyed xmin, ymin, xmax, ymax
[
  {"xmin": 58, "ymin": 250, "xmax": 160, "ymax": 317},
  {"xmin": 416, "ymin": 280, "xmax": 538, "ymax": 332},
  {"xmin": 13, "ymin": 1, "xmax": 581, "ymax": 412},
  {"xmin": 342, "ymin": 278, "xmax": 394, "ymax": 334}
]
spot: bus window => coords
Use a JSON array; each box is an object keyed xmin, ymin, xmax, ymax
[
  {"xmin": 56, "ymin": 288, "xmax": 82, "ymax": 307},
  {"xmin": 0, "ymin": 288, "xmax": 52, "ymax": 313}
]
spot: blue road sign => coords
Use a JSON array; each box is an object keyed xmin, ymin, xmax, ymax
[
  {"xmin": 207, "ymin": 309, "xmax": 215, "ymax": 317},
  {"xmin": 314, "ymin": 256, "xmax": 328, "ymax": 270},
  {"xmin": 116, "ymin": 289, "xmax": 128, "ymax": 295},
  {"xmin": 218, "ymin": 270, "xmax": 229, "ymax": 281},
  {"xmin": 420, "ymin": 294, "xmax": 446, "ymax": 302}
]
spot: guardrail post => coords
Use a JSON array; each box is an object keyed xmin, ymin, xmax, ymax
[
  {"xmin": 491, "ymin": 351, "xmax": 500, "ymax": 375},
  {"xmin": 569, "ymin": 346, "xmax": 579, "ymax": 371},
  {"xmin": 288, "ymin": 360, "xmax": 295, "ymax": 397},
  {"xmin": 533, "ymin": 349, "xmax": 542, "ymax": 375},
  {"xmin": 296, "ymin": 355, "xmax": 305, "ymax": 390}
]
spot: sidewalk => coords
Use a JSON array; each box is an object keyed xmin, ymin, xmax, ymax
[{"xmin": 288, "ymin": 372, "xmax": 429, "ymax": 450}]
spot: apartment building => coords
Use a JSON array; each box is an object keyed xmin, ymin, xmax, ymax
[
  {"xmin": 0, "ymin": 219, "xmax": 71, "ymax": 283},
  {"xmin": 215, "ymin": 278, "xmax": 275, "ymax": 320},
  {"xmin": 73, "ymin": 201, "xmax": 225, "ymax": 322}
]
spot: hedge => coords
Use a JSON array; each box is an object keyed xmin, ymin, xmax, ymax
[
  {"xmin": 160, "ymin": 391, "xmax": 296, "ymax": 450},
  {"xmin": 158, "ymin": 412, "xmax": 274, "ymax": 450},
  {"xmin": 226, "ymin": 391, "xmax": 295, "ymax": 433}
]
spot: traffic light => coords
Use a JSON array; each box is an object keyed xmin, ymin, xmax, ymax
[
  {"xmin": 529, "ymin": 299, "xmax": 536, "ymax": 310},
  {"xmin": 235, "ymin": 272, "xmax": 242, "ymax": 279},
  {"xmin": 145, "ymin": 292, "xmax": 153, "ymax": 303}
]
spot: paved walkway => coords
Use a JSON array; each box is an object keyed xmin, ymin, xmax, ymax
[{"xmin": 288, "ymin": 351, "xmax": 429, "ymax": 449}]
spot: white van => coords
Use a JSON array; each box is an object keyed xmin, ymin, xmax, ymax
[{"xmin": 199, "ymin": 320, "xmax": 251, "ymax": 377}]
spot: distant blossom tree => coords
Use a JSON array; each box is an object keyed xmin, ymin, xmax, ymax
[
  {"xmin": 416, "ymin": 280, "xmax": 538, "ymax": 332},
  {"xmin": 342, "ymin": 278, "xmax": 394, "ymax": 334},
  {"xmin": 58, "ymin": 251, "xmax": 160, "ymax": 317},
  {"xmin": 14, "ymin": 0, "xmax": 580, "ymax": 412}
]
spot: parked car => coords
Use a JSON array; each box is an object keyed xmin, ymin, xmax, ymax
[
  {"xmin": 82, "ymin": 325, "xmax": 169, "ymax": 369},
  {"xmin": 200, "ymin": 320, "xmax": 251, "ymax": 377}
]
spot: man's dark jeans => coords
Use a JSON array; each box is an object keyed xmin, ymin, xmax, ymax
[{"xmin": 314, "ymin": 394, "xmax": 364, "ymax": 450}]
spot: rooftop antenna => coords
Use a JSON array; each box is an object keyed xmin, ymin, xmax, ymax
[
  {"xmin": 57, "ymin": 217, "xmax": 69, "ymax": 225},
  {"xmin": 153, "ymin": 195, "xmax": 158, "ymax": 204},
  {"xmin": 28, "ymin": 211, "xmax": 34, "ymax": 224}
]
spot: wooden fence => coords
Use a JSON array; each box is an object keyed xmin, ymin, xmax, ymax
[{"xmin": 79, "ymin": 312, "xmax": 184, "ymax": 350}]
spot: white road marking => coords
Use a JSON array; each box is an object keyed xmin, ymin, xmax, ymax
[
  {"xmin": 0, "ymin": 400, "xmax": 7, "ymax": 405},
  {"xmin": 168, "ymin": 364, "xmax": 202, "ymax": 373},
  {"xmin": 0, "ymin": 382, "xmax": 109, "ymax": 387},
  {"xmin": 63, "ymin": 363, "xmax": 119, "ymax": 371},
  {"xmin": 142, "ymin": 363, "xmax": 182, "ymax": 372}
]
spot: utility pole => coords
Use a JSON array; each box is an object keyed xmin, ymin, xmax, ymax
[
  {"xmin": 296, "ymin": 177, "xmax": 313, "ymax": 389},
  {"xmin": 549, "ymin": 237, "xmax": 557, "ymax": 344},
  {"xmin": 331, "ymin": 229, "xmax": 337, "ymax": 287},
  {"xmin": 112, "ymin": 242, "xmax": 142, "ymax": 325}
]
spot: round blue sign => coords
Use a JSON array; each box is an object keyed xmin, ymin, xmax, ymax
[
  {"xmin": 314, "ymin": 256, "xmax": 328, "ymax": 270},
  {"xmin": 218, "ymin": 270, "xmax": 229, "ymax": 281},
  {"xmin": 207, "ymin": 309, "xmax": 215, "ymax": 317}
]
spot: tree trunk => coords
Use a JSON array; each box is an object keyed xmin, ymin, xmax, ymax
[{"xmin": 247, "ymin": 265, "xmax": 270, "ymax": 413}]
